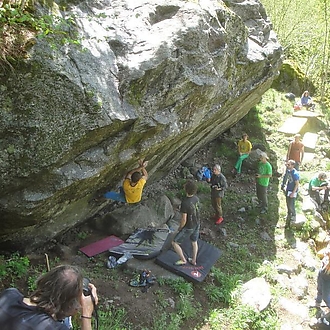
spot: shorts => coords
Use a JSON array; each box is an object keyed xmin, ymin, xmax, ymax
[{"xmin": 173, "ymin": 224, "xmax": 200, "ymax": 244}]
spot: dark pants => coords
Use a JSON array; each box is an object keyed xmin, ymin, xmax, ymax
[
  {"xmin": 316, "ymin": 269, "xmax": 330, "ymax": 307},
  {"xmin": 293, "ymin": 161, "xmax": 300, "ymax": 171},
  {"xmin": 286, "ymin": 194, "xmax": 296, "ymax": 218},
  {"xmin": 309, "ymin": 189, "xmax": 329, "ymax": 206},
  {"xmin": 211, "ymin": 195, "xmax": 223, "ymax": 218},
  {"xmin": 256, "ymin": 183, "xmax": 268, "ymax": 210}
]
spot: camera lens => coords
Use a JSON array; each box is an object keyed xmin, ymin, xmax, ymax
[{"xmin": 83, "ymin": 277, "xmax": 91, "ymax": 296}]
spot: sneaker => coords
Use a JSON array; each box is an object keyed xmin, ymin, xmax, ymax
[
  {"xmin": 260, "ymin": 209, "xmax": 267, "ymax": 214},
  {"xmin": 309, "ymin": 317, "xmax": 321, "ymax": 328},
  {"xmin": 215, "ymin": 217, "xmax": 224, "ymax": 225}
]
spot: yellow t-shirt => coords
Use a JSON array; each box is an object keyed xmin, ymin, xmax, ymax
[
  {"xmin": 238, "ymin": 140, "xmax": 252, "ymax": 154},
  {"xmin": 123, "ymin": 178, "xmax": 146, "ymax": 203}
]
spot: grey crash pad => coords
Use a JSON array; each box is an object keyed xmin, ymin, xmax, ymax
[
  {"xmin": 292, "ymin": 110, "xmax": 322, "ymax": 118},
  {"xmin": 302, "ymin": 132, "xmax": 318, "ymax": 150},
  {"xmin": 278, "ymin": 117, "xmax": 307, "ymax": 134},
  {"xmin": 303, "ymin": 152, "xmax": 315, "ymax": 163}
]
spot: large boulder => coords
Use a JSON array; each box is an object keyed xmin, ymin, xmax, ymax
[
  {"xmin": 94, "ymin": 194, "xmax": 174, "ymax": 236},
  {"xmin": 0, "ymin": 0, "xmax": 282, "ymax": 250}
]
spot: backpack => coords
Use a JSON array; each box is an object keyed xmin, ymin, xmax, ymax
[{"xmin": 196, "ymin": 166, "xmax": 211, "ymax": 181}]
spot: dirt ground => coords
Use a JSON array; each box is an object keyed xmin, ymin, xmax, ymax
[{"xmin": 51, "ymin": 165, "xmax": 320, "ymax": 329}]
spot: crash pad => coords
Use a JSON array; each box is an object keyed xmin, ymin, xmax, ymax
[
  {"xmin": 155, "ymin": 239, "xmax": 221, "ymax": 283},
  {"xmin": 278, "ymin": 117, "xmax": 307, "ymax": 134},
  {"xmin": 79, "ymin": 235, "xmax": 124, "ymax": 257},
  {"xmin": 292, "ymin": 110, "xmax": 322, "ymax": 118},
  {"xmin": 302, "ymin": 132, "xmax": 318, "ymax": 150},
  {"xmin": 303, "ymin": 152, "xmax": 315, "ymax": 163},
  {"xmin": 109, "ymin": 227, "xmax": 170, "ymax": 260}
]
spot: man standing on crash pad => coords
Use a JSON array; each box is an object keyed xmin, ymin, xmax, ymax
[
  {"xmin": 104, "ymin": 159, "xmax": 148, "ymax": 203},
  {"xmin": 172, "ymin": 180, "xmax": 200, "ymax": 266}
]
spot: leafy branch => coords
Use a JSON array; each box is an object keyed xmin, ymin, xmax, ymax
[{"xmin": 0, "ymin": 2, "xmax": 80, "ymax": 68}]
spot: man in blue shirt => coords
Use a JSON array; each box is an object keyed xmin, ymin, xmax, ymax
[{"xmin": 281, "ymin": 159, "xmax": 300, "ymax": 228}]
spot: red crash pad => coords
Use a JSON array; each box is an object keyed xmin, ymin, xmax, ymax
[{"xmin": 79, "ymin": 235, "xmax": 124, "ymax": 257}]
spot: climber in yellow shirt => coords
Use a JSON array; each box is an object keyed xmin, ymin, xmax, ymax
[{"xmin": 104, "ymin": 159, "xmax": 148, "ymax": 203}]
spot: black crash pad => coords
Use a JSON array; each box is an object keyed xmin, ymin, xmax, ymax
[
  {"xmin": 109, "ymin": 227, "xmax": 169, "ymax": 260},
  {"xmin": 155, "ymin": 238, "xmax": 221, "ymax": 283}
]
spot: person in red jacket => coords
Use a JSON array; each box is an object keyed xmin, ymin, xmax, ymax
[{"xmin": 286, "ymin": 134, "xmax": 304, "ymax": 171}]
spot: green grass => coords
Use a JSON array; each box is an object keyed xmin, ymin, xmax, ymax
[
  {"xmin": 77, "ymin": 306, "xmax": 131, "ymax": 330},
  {"xmin": 159, "ymin": 278, "xmax": 193, "ymax": 295},
  {"xmin": 207, "ymin": 304, "xmax": 280, "ymax": 330},
  {"xmin": 204, "ymin": 268, "xmax": 242, "ymax": 305},
  {"xmin": 0, "ymin": 253, "xmax": 30, "ymax": 284}
]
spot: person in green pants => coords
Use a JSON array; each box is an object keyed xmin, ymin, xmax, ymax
[{"xmin": 232, "ymin": 133, "xmax": 252, "ymax": 175}]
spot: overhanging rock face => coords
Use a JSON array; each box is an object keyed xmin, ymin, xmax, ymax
[{"xmin": 0, "ymin": 0, "xmax": 282, "ymax": 249}]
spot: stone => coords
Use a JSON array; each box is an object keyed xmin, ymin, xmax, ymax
[
  {"xmin": 302, "ymin": 196, "xmax": 317, "ymax": 212},
  {"xmin": 124, "ymin": 258, "xmax": 180, "ymax": 281},
  {"xmin": 278, "ymin": 297, "xmax": 309, "ymax": 319},
  {"xmin": 291, "ymin": 213, "xmax": 308, "ymax": 230},
  {"xmin": 240, "ymin": 277, "xmax": 271, "ymax": 312},
  {"xmin": 276, "ymin": 264, "xmax": 299, "ymax": 277},
  {"xmin": 0, "ymin": 0, "xmax": 282, "ymax": 249},
  {"xmin": 260, "ymin": 231, "xmax": 272, "ymax": 241},
  {"xmin": 290, "ymin": 274, "xmax": 309, "ymax": 300}
]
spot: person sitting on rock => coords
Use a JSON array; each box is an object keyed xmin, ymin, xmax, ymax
[
  {"xmin": 308, "ymin": 172, "xmax": 329, "ymax": 207},
  {"xmin": 104, "ymin": 159, "xmax": 148, "ymax": 203},
  {"xmin": 301, "ymin": 90, "xmax": 316, "ymax": 110},
  {"xmin": 231, "ymin": 133, "xmax": 252, "ymax": 175}
]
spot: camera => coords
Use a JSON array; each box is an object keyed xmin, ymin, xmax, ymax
[
  {"xmin": 212, "ymin": 183, "xmax": 221, "ymax": 189},
  {"xmin": 82, "ymin": 277, "xmax": 91, "ymax": 296}
]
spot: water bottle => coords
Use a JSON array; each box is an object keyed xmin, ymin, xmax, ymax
[{"xmin": 117, "ymin": 252, "xmax": 133, "ymax": 265}]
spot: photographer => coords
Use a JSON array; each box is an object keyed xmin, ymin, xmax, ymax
[
  {"xmin": 0, "ymin": 264, "xmax": 98, "ymax": 330},
  {"xmin": 210, "ymin": 164, "xmax": 228, "ymax": 225}
]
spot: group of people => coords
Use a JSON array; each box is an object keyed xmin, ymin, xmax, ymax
[
  {"xmin": 231, "ymin": 133, "xmax": 273, "ymax": 214},
  {"xmin": 1, "ymin": 131, "xmax": 329, "ymax": 327},
  {"xmin": 171, "ymin": 145, "xmax": 276, "ymax": 266}
]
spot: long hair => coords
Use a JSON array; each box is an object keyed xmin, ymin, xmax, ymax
[{"xmin": 29, "ymin": 265, "xmax": 83, "ymax": 320}]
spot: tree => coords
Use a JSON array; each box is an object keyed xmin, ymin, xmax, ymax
[{"xmin": 261, "ymin": 0, "xmax": 330, "ymax": 102}]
